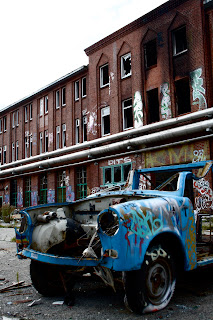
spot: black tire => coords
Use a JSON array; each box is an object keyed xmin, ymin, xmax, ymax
[
  {"xmin": 123, "ymin": 244, "xmax": 176, "ymax": 314},
  {"xmin": 30, "ymin": 260, "xmax": 67, "ymax": 296}
]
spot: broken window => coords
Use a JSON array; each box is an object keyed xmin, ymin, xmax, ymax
[
  {"xmin": 172, "ymin": 26, "xmax": 187, "ymax": 56},
  {"xmin": 76, "ymin": 167, "xmax": 87, "ymax": 199},
  {"xmin": 82, "ymin": 116, "xmax": 87, "ymax": 142},
  {"xmin": 103, "ymin": 163, "xmax": 132, "ymax": 185},
  {"xmin": 62, "ymin": 87, "xmax": 66, "ymax": 106},
  {"xmin": 57, "ymin": 171, "xmax": 66, "ymax": 202},
  {"xmin": 121, "ymin": 53, "xmax": 131, "ymax": 79},
  {"xmin": 75, "ymin": 81, "xmax": 79, "ymax": 101},
  {"xmin": 45, "ymin": 96, "xmax": 48, "ymax": 113},
  {"xmin": 62, "ymin": 124, "xmax": 66, "ymax": 148},
  {"xmin": 101, "ymin": 106, "xmax": 110, "ymax": 136},
  {"xmin": 40, "ymin": 174, "xmax": 47, "ymax": 204},
  {"xmin": 24, "ymin": 177, "xmax": 31, "ymax": 207},
  {"xmin": 10, "ymin": 179, "xmax": 17, "ymax": 207},
  {"xmin": 122, "ymin": 98, "xmax": 133, "ymax": 130},
  {"xmin": 56, "ymin": 90, "xmax": 60, "ymax": 109},
  {"xmin": 75, "ymin": 119, "xmax": 80, "ymax": 144},
  {"xmin": 82, "ymin": 77, "xmax": 86, "ymax": 97},
  {"xmin": 144, "ymin": 39, "xmax": 157, "ymax": 68},
  {"xmin": 44, "ymin": 130, "xmax": 48, "ymax": 152},
  {"xmin": 147, "ymin": 88, "xmax": 159, "ymax": 124},
  {"xmin": 175, "ymin": 78, "xmax": 191, "ymax": 115},
  {"xmin": 56, "ymin": 126, "xmax": 60, "ymax": 149},
  {"xmin": 100, "ymin": 64, "xmax": 109, "ymax": 88}
]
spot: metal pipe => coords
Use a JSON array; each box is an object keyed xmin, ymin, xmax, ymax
[
  {"xmin": 1, "ymin": 107, "xmax": 213, "ymax": 171},
  {"xmin": 0, "ymin": 118, "xmax": 213, "ymax": 178}
]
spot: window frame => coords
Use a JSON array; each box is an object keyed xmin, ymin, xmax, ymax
[
  {"xmin": 25, "ymin": 137, "xmax": 28, "ymax": 158},
  {"xmin": 44, "ymin": 130, "xmax": 48, "ymax": 152},
  {"xmin": 57, "ymin": 171, "xmax": 66, "ymax": 203},
  {"xmin": 62, "ymin": 87, "xmax": 66, "ymax": 106},
  {"xmin": 3, "ymin": 116, "xmax": 7, "ymax": 132},
  {"xmin": 122, "ymin": 98, "xmax": 133, "ymax": 130},
  {"xmin": 16, "ymin": 110, "xmax": 19, "ymax": 126},
  {"xmin": 75, "ymin": 81, "xmax": 79, "ymax": 101},
  {"xmin": 45, "ymin": 96, "xmax": 48, "ymax": 114},
  {"xmin": 39, "ymin": 132, "xmax": 43, "ymax": 154},
  {"xmin": 40, "ymin": 174, "xmax": 48, "ymax": 204},
  {"xmin": 144, "ymin": 39, "xmax": 157, "ymax": 69},
  {"xmin": 76, "ymin": 167, "xmax": 87, "ymax": 200},
  {"xmin": 12, "ymin": 142, "xmax": 15, "ymax": 162},
  {"xmin": 121, "ymin": 53, "xmax": 132, "ymax": 79},
  {"xmin": 102, "ymin": 162, "xmax": 132, "ymax": 186},
  {"xmin": 29, "ymin": 103, "xmax": 33, "ymax": 120},
  {"xmin": 101, "ymin": 106, "xmax": 110, "ymax": 136},
  {"xmin": 16, "ymin": 141, "xmax": 19, "ymax": 161},
  {"xmin": 75, "ymin": 119, "xmax": 80, "ymax": 144},
  {"xmin": 24, "ymin": 106, "xmax": 28, "ymax": 123},
  {"xmin": 3, "ymin": 145, "xmax": 6, "ymax": 164},
  {"xmin": 82, "ymin": 77, "xmax": 86, "ymax": 98},
  {"xmin": 0, "ymin": 119, "xmax": 2, "ymax": 133},
  {"xmin": 12, "ymin": 112, "xmax": 15, "ymax": 128},
  {"xmin": 82, "ymin": 116, "xmax": 87, "ymax": 142},
  {"xmin": 29, "ymin": 134, "xmax": 33, "ymax": 157},
  {"xmin": 56, "ymin": 126, "xmax": 60, "ymax": 149},
  {"xmin": 56, "ymin": 90, "xmax": 60, "ymax": 109},
  {"xmin": 172, "ymin": 25, "xmax": 188, "ymax": 56},
  {"xmin": 100, "ymin": 64, "xmax": 109, "ymax": 88},
  {"xmin": 24, "ymin": 177, "xmax": 31, "ymax": 207}
]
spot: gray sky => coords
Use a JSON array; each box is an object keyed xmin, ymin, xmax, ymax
[{"xmin": 0, "ymin": 0, "xmax": 167, "ymax": 110}]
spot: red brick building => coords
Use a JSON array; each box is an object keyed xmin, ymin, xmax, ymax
[{"xmin": 0, "ymin": 0, "xmax": 212, "ymax": 214}]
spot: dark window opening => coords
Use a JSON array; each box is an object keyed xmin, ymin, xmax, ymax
[
  {"xmin": 105, "ymin": 168, "xmax": 112, "ymax": 184},
  {"xmin": 173, "ymin": 26, "xmax": 187, "ymax": 55},
  {"xmin": 121, "ymin": 53, "xmax": 131, "ymax": 78},
  {"xmin": 100, "ymin": 64, "xmax": 109, "ymax": 87},
  {"xmin": 144, "ymin": 39, "xmax": 157, "ymax": 68},
  {"xmin": 175, "ymin": 78, "xmax": 191, "ymax": 115},
  {"xmin": 82, "ymin": 77, "xmax": 86, "ymax": 97},
  {"xmin": 10, "ymin": 180, "xmax": 17, "ymax": 207},
  {"xmin": 123, "ymin": 99, "xmax": 133, "ymax": 130},
  {"xmin": 147, "ymin": 88, "xmax": 159, "ymax": 124}
]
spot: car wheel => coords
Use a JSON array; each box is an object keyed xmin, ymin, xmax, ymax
[{"xmin": 123, "ymin": 244, "xmax": 176, "ymax": 314}]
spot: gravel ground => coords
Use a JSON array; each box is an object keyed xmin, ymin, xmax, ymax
[{"xmin": 0, "ymin": 232, "xmax": 213, "ymax": 320}]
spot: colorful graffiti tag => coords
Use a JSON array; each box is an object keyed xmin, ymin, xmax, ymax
[
  {"xmin": 31, "ymin": 191, "xmax": 38, "ymax": 206},
  {"xmin": 47, "ymin": 189, "xmax": 55, "ymax": 204},
  {"xmin": 160, "ymin": 83, "xmax": 172, "ymax": 120},
  {"xmin": 190, "ymin": 68, "xmax": 207, "ymax": 110},
  {"xmin": 87, "ymin": 111, "xmax": 97, "ymax": 135},
  {"xmin": 193, "ymin": 178, "xmax": 213, "ymax": 212},
  {"xmin": 192, "ymin": 149, "xmax": 206, "ymax": 163},
  {"xmin": 66, "ymin": 186, "xmax": 75, "ymax": 202}
]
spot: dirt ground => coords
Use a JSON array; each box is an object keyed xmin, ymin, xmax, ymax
[{"xmin": 0, "ymin": 239, "xmax": 213, "ymax": 320}]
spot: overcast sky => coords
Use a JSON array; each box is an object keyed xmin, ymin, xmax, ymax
[{"xmin": 0, "ymin": 0, "xmax": 167, "ymax": 110}]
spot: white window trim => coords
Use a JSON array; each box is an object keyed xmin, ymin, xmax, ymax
[
  {"xmin": 62, "ymin": 124, "xmax": 66, "ymax": 148},
  {"xmin": 44, "ymin": 130, "xmax": 48, "ymax": 153},
  {"xmin": 16, "ymin": 141, "xmax": 19, "ymax": 161},
  {"xmin": 172, "ymin": 26, "xmax": 188, "ymax": 57},
  {"xmin": 12, "ymin": 113, "xmax": 15, "ymax": 128},
  {"xmin": 16, "ymin": 110, "xmax": 19, "ymax": 126},
  {"xmin": 3, "ymin": 117, "xmax": 7, "ymax": 132},
  {"xmin": 100, "ymin": 64, "xmax": 109, "ymax": 88},
  {"xmin": 75, "ymin": 119, "xmax": 80, "ymax": 144},
  {"xmin": 75, "ymin": 81, "xmax": 79, "ymax": 101},
  {"xmin": 12, "ymin": 142, "xmax": 15, "ymax": 162},
  {"xmin": 56, "ymin": 126, "xmax": 60, "ymax": 149},
  {"xmin": 25, "ymin": 137, "xmax": 28, "ymax": 158},
  {"xmin": 29, "ymin": 135, "xmax": 33, "ymax": 157},
  {"xmin": 101, "ymin": 106, "xmax": 110, "ymax": 137},
  {"xmin": 39, "ymin": 132, "xmax": 43, "ymax": 154},
  {"xmin": 121, "ymin": 52, "xmax": 132, "ymax": 79},
  {"xmin": 30, "ymin": 104, "xmax": 33, "ymax": 120},
  {"xmin": 3, "ymin": 145, "xmax": 6, "ymax": 164},
  {"xmin": 122, "ymin": 99, "xmax": 133, "ymax": 131},
  {"xmin": 45, "ymin": 96, "xmax": 48, "ymax": 114},
  {"xmin": 83, "ymin": 116, "xmax": 87, "ymax": 142},
  {"xmin": 62, "ymin": 87, "xmax": 66, "ymax": 106},
  {"xmin": 25, "ymin": 106, "xmax": 28, "ymax": 123},
  {"xmin": 56, "ymin": 90, "xmax": 60, "ymax": 109}
]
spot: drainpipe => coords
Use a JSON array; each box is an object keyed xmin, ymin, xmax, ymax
[{"xmin": 0, "ymin": 117, "xmax": 213, "ymax": 177}]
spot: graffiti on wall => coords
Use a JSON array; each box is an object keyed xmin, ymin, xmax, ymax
[
  {"xmin": 160, "ymin": 83, "xmax": 172, "ymax": 120},
  {"xmin": 190, "ymin": 68, "xmax": 207, "ymax": 110},
  {"xmin": 192, "ymin": 149, "xmax": 206, "ymax": 163},
  {"xmin": 193, "ymin": 178, "xmax": 213, "ymax": 212},
  {"xmin": 47, "ymin": 189, "xmax": 55, "ymax": 204},
  {"xmin": 139, "ymin": 174, "xmax": 151, "ymax": 190},
  {"xmin": 31, "ymin": 191, "xmax": 38, "ymax": 207},
  {"xmin": 133, "ymin": 91, "xmax": 143, "ymax": 128},
  {"xmin": 87, "ymin": 111, "xmax": 97, "ymax": 135},
  {"xmin": 4, "ymin": 194, "xmax": 9, "ymax": 204},
  {"xmin": 145, "ymin": 141, "xmax": 209, "ymax": 168},
  {"xmin": 108, "ymin": 157, "xmax": 131, "ymax": 166},
  {"xmin": 66, "ymin": 186, "xmax": 75, "ymax": 202}
]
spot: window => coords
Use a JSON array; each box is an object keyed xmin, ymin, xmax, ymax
[
  {"xmin": 45, "ymin": 96, "xmax": 48, "ymax": 114},
  {"xmin": 82, "ymin": 77, "xmax": 86, "ymax": 97},
  {"xmin": 25, "ymin": 106, "xmax": 28, "ymax": 122},
  {"xmin": 24, "ymin": 177, "xmax": 31, "ymax": 207},
  {"xmin": 40, "ymin": 174, "xmax": 47, "ymax": 204},
  {"xmin": 25, "ymin": 137, "xmax": 28, "ymax": 158},
  {"xmin": 3, "ymin": 146, "xmax": 6, "ymax": 164},
  {"xmin": 147, "ymin": 88, "xmax": 159, "ymax": 124},
  {"xmin": 10, "ymin": 180, "xmax": 17, "ymax": 207},
  {"xmin": 75, "ymin": 119, "xmax": 80, "ymax": 144},
  {"xmin": 12, "ymin": 112, "xmax": 15, "ymax": 128},
  {"xmin": 175, "ymin": 78, "xmax": 191, "ymax": 115},
  {"xmin": 62, "ymin": 87, "xmax": 66, "ymax": 106},
  {"xmin": 121, "ymin": 53, "xmax": 131, "ymax": 79},
  {"xmin": 44, "ymin": 130, "xmax": 48, "ymax": 152},
  {"xmin": 3, "ymin": 116, "xmax": 7, "ymax": 132},
  {"xmin": 57, "ymin": 171, "xmax": 66, "ymax": 202},
  {"xmin": 56, "ymin": 126, "xmax": 60, "ymax": 149},
  {"xmin": 83, "ymin": 116, "xmax": 87, "ymax": 142},
  {"xmin": 100, "ymin": 64, "xmax": 109, "ymax": 88},
  {"xmin": 16, "ymin": 141, "xmax": 19, "ymax": 161},
  {"xmin": 56, "ymin": 90, "xmax": 60, "ymax": 109},
  {"xmin": 75, "ymin": 81, "xmax": 79, "ymax": 101},
  {"xmin": 76, "ymin": 167, "xmax": 87, "ymax": 199},
  {"xmin": 30, "ymin": 103, "xmax": 33, "ymax": 120},
  {"xmin": 39, "ymin": 132, "xmax": 43, "ymax": 154},
  {"xmin": 172, "ymin": 26, "xmax": 187, "ymax": 56},
  {"xmin": 122, "ymin": 98, "xmax": 133, "ymax": 130},
  {"xmin": 12, "ymin": 142, "xmax": 15, "ymax": 162},
  {"xmin": 144, "ymin": 39, "xmax": 157, "ymax": 68},
  {"xmin": 29, "ymin": 135, "xmax": 32, "ymax": 157},
  {"xmin": 0, "ymin": 119, "xmax": 2, "ymax": 133},
  {"xmin": 16, "ymin": 110, "xmax": 19, "ymax": 126},
  {"xmin": 0, "ymin": 148, "xmax": 2, "ymax": 164},
  {"xmin": 62, "ymin": 124, "xmax": 66, "ymax": 148},
  {"xmin": 103, "ymin": 163, "xmax": 132, "ymax": 185},
  {"xmin": 101, "ymin": 106, "xmax": 110, "ymax": 136}
]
